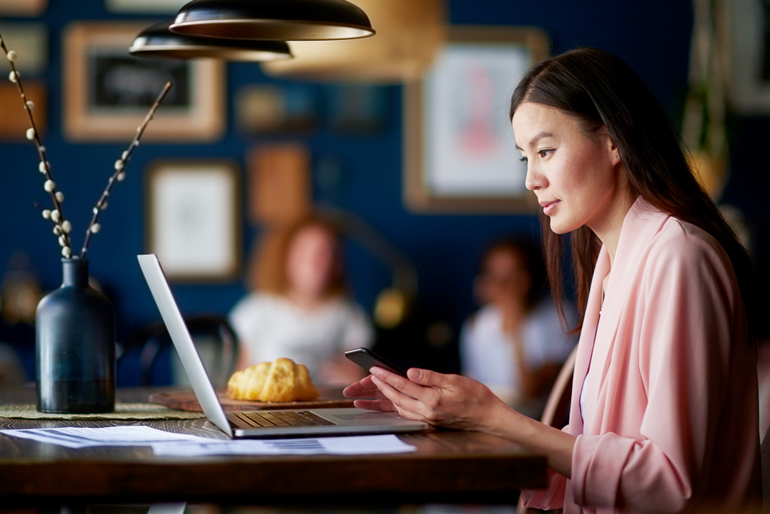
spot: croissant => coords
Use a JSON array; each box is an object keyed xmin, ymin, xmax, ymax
[{"xmin": 227, "ymin": 358, "xmax": 320, "ymax": 402}]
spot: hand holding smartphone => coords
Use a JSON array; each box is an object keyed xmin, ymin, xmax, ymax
[{"xmin": 344, "ymin": 347, "xmax": 408, "ymax": 377}]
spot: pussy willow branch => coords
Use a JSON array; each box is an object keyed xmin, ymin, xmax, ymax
[
  {"xmin": 0, "ymin": 34, "xmax": 71, "ymax": 253},
  {"xmin": 79, "ymin": 81, "xmax": 173, "ymax": 260}
]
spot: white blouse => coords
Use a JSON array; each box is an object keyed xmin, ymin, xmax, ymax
[{"xmin": 229, "ymin": 293, "xmax": 374, "ymax": 380}]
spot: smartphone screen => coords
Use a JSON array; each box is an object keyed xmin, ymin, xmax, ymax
[{"xmin": 344, "ymin": 347, "xmax": 408, "ymax": 377}]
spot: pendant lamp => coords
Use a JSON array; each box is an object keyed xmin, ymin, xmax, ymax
[
  {"xmin": 129, "ymin": 22, "xmax": 293, "ymax": 60},
  {"xmin": 261, "ymin": 0, "xmax": 444, "ymax": 83},
  {"xmin": 169, "ymin": 0, "xmax": 375, "ymax": 41}
]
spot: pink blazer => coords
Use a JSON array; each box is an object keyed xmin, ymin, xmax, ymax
[{"xmin": 521, "ymin": 198, "xmax": 761, "ymax": 513}]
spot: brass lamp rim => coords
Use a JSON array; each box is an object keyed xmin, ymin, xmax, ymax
[
  {"xmin": 170, "ymin": 18, "xmax": 375, "ymax": 41},
  {"xmin": 169, "ymin": 0, "xmax": 375, "ymax": 41}
]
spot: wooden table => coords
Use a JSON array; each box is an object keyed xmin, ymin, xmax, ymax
[{"xmin": 0, "ymin": 387, "xmax": 547, "ymax": 508}]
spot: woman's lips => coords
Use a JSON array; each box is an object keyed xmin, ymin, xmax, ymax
[{"xmin": 540, "ymin": 200, "xmax": 559, "ymax": 216}]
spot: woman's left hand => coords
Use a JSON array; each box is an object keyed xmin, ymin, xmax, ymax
[{"xmin": 356, "ymin": 366, "xmax": 509, "ymax": 431}]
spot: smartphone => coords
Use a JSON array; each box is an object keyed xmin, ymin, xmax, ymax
[{"xmin": 344, "ymin": 347, "xmax": 408, "ymax": 377}]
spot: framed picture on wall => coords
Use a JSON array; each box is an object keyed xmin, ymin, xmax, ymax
[
  {"xmin": 106, "ymin": 0, "xmax": 186, "ymax": 13},
  {"xmin": 0, "ymin": 0, "xmax": 46, "ymax": 16},
  {"xmin": 729, "ymin": 0, "xmax": 770, "ymax": 113},
  {"xmin": 403, "ymin": 26, "xmax": 549, "ymax": 213},
  {"xmin": 146, "ymin": 161, "xmax": 242, "ymax": 282},
  {"xmin": 0, "ymin": 82, "xmax": 46, "ymax": 140},
  {"xmin": 0, "ymin": 24, "xmax": 48, "ymax": 76},
  {"xmin": 63, "ymin": 22, "xmax": 225, "ymax": 142},
  {"xmin": 235, "ymin": 84, "xmax": 318, "ymax": 134}
]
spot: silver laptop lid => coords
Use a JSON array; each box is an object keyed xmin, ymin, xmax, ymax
[{"xmin": 137, "ymin": 254, "xmax": 233, "ymax": 437}]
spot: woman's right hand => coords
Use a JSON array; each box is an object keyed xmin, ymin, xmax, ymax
[
  {"xmin": 344, "ymin": 367, "xmax": 511, "ymax": 432},
  {"xmin": 347, "ymin": 366, "xmax": 576, "ymax": 477},
  {"xmin": 343, "ymin": 374, "xmax": 398, "ymax": 412}
]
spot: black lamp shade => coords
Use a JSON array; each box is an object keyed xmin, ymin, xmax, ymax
[
  {"xmin": 169, "ymin": 0, "xmax": 375, "ymax": 41},
  {"xmin": 130, "ymin": 21, "xmax": 293, "ymax": 60}
]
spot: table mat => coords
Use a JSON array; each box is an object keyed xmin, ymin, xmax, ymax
[
  {"xmin": 149, "ymin": 389, "xmax": 354, "ymax": 412},
  {"xmin": 0, "ymin": 402, "xmax": 205, "ymax": 420}
]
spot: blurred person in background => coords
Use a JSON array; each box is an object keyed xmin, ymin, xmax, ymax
[
  {"xmin": 230, "ymin": 216, "xmax": 373, "ymax": 385},
  {"xmin": 460, "ymin": 237, "xmax": 575, "ymax": 417}
]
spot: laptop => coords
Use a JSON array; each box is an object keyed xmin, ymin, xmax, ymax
[{"xmin": 138, "ymin": 253, "xmax": 429, "ymax": 438}]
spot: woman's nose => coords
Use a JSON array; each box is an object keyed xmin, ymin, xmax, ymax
[{"xmin": 524, "ymin": 165, "xmax": 545, "ymax": 191}]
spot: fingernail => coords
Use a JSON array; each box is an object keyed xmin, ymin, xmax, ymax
[
  {"xmin": 370, "ymin": 366, "xmax": 383, "ymax": 376},
  {"xmin": 410, "ymin": 368, "xmax": 421, "ymax": 380}
]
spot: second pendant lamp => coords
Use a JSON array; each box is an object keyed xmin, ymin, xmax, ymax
[{"xmin": 129, "ymin": 21, "xmax": 293, "ymax": 61}]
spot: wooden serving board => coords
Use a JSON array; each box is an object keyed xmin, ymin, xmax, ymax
[{"xmin": 149, "ymin": 388, "xmax": 354, "ymax": 412}]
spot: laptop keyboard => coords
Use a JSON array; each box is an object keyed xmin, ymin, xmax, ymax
[{"xmin": 233, "ymin": 410, "xmax": 336, "ymax": 428}]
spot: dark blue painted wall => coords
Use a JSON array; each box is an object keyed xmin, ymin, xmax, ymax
[{"xmin": 0, "ymin": 1, "xmax": 708, "ymax": 377}]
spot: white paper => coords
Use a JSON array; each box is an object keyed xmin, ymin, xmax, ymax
[
  {"xmin": 0, "ymin": 427, "xmax": 417, "ymax": 456},
  {"xmin": 151, "ymin": 435, "xmax": 417, "ymax": 457},
  {"xmin": 0, "ymin": 426, "xmax": 210, "ymax": 449}
]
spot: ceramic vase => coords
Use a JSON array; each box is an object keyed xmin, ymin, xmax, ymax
[{"xmin": 35, "ymin": 258, "xmax": 115, "ymax": 413}]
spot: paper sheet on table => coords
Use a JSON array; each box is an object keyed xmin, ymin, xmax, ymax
[
  {"xmin": 0, "ymin": 427, "xmax": 417, "ymax": 455},
  {"xmin": 151, "ymin": 435, "xmax": 417, "ymax": 456},
  {"xmin": 0, "ymin": 426, "xmax": 210, "ymax": 448}
]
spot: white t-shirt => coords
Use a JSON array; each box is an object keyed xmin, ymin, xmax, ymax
[
  {"xmin": 460, "ymin": 300, "xmax": 576, "ymax": 395},
  {"xmin": 228, "ymin": 293, "xmax": 374, "ymax": 380}
]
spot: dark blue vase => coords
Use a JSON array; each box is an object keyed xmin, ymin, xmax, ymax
[{"xmin": 36, "ymin": 258, "xmax": 115, "ymax": 413}]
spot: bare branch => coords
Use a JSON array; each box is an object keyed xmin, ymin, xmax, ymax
[
  {"xmin": 1, "ymin": 33, "xmax": 71, "ymax": 255},
  {"xmin": 80, "ymin": 81, "xmax": 173, "ymax": 260}
]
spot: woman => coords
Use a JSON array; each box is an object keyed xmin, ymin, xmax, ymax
[
  {"xmin": 460, "ymin": 237, "xmax": 575, "ymax": 416},
  {"xmin": 344, "ymin": 48, "xmax": 761, "ymax": 512},
  {"xmin": 230, "ymin": 216, "xmax": 373, "ymax": 385}
]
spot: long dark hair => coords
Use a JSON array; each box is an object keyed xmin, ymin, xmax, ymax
[{"xmin": 509, "ymin": 47, "xmax": 757, "ymax": 344}]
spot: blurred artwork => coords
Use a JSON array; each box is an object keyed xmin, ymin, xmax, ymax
[
  {"xmin": 729, "ymin": 0, "xmax": 770, "ymax": 113},
  {"xmin": 0, "ymin": 0, "xmax": 46, "ymax": 16},
  {"xmin": 403, "ymin": 27, "xmax": 549, "ymax": 213},
  {"xmin": 236, "ymin": 85, "xmax": 317, "ymax": 133},
  {"xmin": 0, "ymin": 23, "xmax": 47, "ymax": 75},
  {"xmin": 0, "ymin": 82, "xmax": 46, "ymax": 140},
  {"xmin": 247, "ymin": 143, "xmax": 311, "ymax": 226},
  {"xmin": 327, "ymin": 85, "xmax": 389, "ymax": 134},
  {"xmin": 106, "ymin": 0, "xmax": 186, "ymax": 13},
  {"xmin": 425, "ymin": 43, "xmax": 531, "ymax": 196},
  {"xmin": 683, "ymin": 0, "xmax": 730, "ymax": 200},
  {"xmin": 0, "ymin": 252, "xmax": 41, "ymax": 326}
]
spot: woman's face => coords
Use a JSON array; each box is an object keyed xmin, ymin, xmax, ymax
[
  {"xmin": 512, "ymin": 102, "xmax": 624, "ymax": 235},
  {"xmin": 475, "ymin": 248, "xmax": 529, "ymax": 307},
  {"xmin": 285, "ymin": 225, "xmax": 338, "ymax": 298}
]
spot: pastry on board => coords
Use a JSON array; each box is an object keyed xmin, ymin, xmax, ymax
[{"xmin": 227, "ymin": 357, "xmax": 320, "ymax": 402}]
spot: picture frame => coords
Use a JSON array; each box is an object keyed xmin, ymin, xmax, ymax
[
  {"xmin": 0, "ymin": 23, "xmax": 47, "ymax": 76},
  {"xmin": 247, "ymin": 143, "xmax": 311, "ymax": 225},
  {"xmin": 0, "ymin": 82, "xmax": 46, "ymax": 140},
  {"xmin": 63, "ymin": 22, "xmax": 225, "ymax": 142},
  {"xmin": 403, "ymin": 26, "xmax": 549, "ymax": 213},
  {"xmin": 235, "ymin": 84, "xmax": 318, "ymax": 134},
  {"xmin": 105, "ymin": 0, "xmax": 187, "ymax": 13},
  {"xmin": 146, "ymin": 161, "xmax": 242, "ymax": 282},
  {"xmin": 728, "ymin": 0, "xmax": 770, "ymax": 114},
  {"xmin": 0, "ymin": 0, "xmax": 46, "ymax": 16}
]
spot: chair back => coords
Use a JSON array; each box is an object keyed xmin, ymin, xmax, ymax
[
  {"xmin": 516, "ymin": 345, "xmax": 577, "ymax": 514},
  {"xmin": 762, "ymin": 424, "xmax": 770, "ymax": 509},
  {"xmin": 540, "ymin": 344, "xmax": 578, "ymax": 428},
  {"xmin": 123, "ymin": 314, "xmax": 239, "ymax": 388}
]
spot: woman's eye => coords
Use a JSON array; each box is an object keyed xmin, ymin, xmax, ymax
[
  {"xmin": 538, "ymin": 149, "xmax": 553, "ymax": 158},
  {"xmin": 519, "ymin": 156, "xmax": 528, "ymax": 163}
]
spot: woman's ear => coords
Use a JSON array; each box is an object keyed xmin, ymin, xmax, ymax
[
  {"xmin": 609, "ymin": 137, "xmax": 621, "ymax": 167},
  {"xmin": 598, "ymin": 125, "xmax": 621, "ymax": 167}
]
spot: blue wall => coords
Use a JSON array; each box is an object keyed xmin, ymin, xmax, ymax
[{"xmin": 0, "ymin": 1, "xmax": 700, "ymax": 367}]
